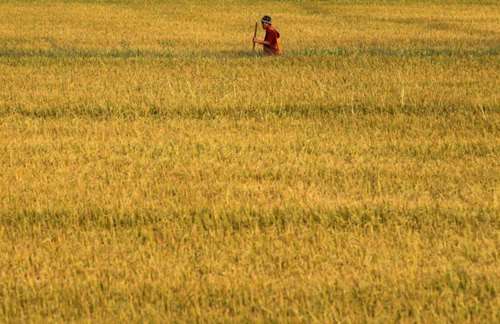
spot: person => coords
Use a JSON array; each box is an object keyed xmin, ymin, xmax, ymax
[{"xmin": 253, "ymin": 15, "xmax": 281, "ymax": 56}]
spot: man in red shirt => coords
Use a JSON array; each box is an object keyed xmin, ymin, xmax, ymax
[{"xmin": 253, "ymin": 15, "xmax": 281, "ymax": 56}]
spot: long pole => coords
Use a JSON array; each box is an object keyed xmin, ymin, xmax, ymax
[{"xmin": 253, "ymin": 22, "xmax": 258, "ymax": 51}]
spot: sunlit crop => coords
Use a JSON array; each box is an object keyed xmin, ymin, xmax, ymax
[{"xmin": 0, "ymin": 0, "xmax": 499, "ymax": 322}]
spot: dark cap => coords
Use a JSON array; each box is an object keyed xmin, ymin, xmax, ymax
[{"xmin": 261, "ymin": 15, "xmax": 272, "ymax": 25}]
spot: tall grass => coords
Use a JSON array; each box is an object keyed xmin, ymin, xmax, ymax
[{"xmin": 0, "ymin": 0, "xmax": 499, "ymax": 322}]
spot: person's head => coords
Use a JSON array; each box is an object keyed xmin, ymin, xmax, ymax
[{"xmin": 261, "ymin": 15, "xmax": 272, "ymax": 29}]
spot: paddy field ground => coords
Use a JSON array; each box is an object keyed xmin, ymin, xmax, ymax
[{"xmin": 0, "ymin": 0, "xmax": 499, "ymax": 322}]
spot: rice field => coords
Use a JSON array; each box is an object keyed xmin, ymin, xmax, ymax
[{"xmin": 0, "ymin": 0, "xmax": 499, "ymax": 322}]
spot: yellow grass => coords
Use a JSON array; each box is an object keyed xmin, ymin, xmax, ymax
[{"xmin": 0, "ymin": 0, "xmax": 499, "ymax": 322}]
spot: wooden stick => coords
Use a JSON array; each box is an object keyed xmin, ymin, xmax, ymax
[{"xmin": 252, "ymin": 22, "xmax": 258, "ymax": 51}]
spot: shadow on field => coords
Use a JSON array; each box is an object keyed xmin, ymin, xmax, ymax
[
  {"xmin": 0, "ymin": 47, "xmax": 174, "ymax": 59},
  {"xmin": 2, "ymin": 46, "xmax": 499, "ymax": 60},
  {"xmin": 0, "ymin": 47, "xmax": 261, "ymax": 60},
  {"xmin": 2, "ymin": 205, "xmax": 497, "ymax": 231},
  {"xmin": 4, "ymin": 102, "xmax": 499, "ymax": 121},
  {"xmin": 203, "ymin": 50, "xmax": 262, "ymax": 58},
  {"xmin": 1, "ymin": 33, "xmax": 499, "ymax": 60},
  {"xmin": 0, "ymin": 49, "xmax": 274, "ymax": 61}
]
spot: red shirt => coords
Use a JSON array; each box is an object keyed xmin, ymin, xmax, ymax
[{"xmin": 264, "ymin": 26, "xmax": 281, "ymax": 55}]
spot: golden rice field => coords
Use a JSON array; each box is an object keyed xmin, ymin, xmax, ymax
[{"xmin": 0, "ymin": 0, "xmax": 499, "ymax": 322}]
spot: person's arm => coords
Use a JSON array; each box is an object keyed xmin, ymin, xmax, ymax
[{"xmin": 253, "ymin": 37, "xmax": 270, "ymax": 45}]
